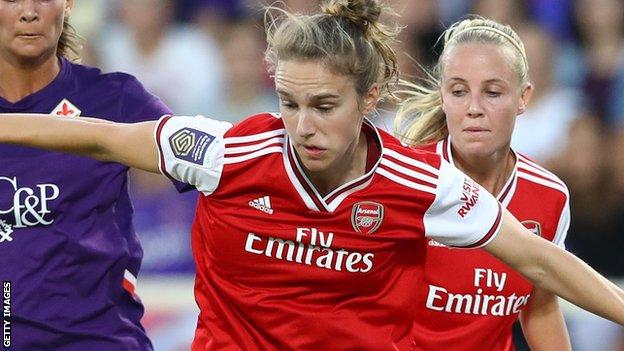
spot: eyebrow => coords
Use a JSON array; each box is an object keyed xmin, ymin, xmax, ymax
[
  {"xmin": 276, "ymin": 90, "xmax": 340, "ymax": 100},
  {"xmin": 447, "ymin": 77, "xmax": 507, "ymax": 84}
]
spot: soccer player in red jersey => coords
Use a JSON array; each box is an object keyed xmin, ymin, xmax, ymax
[
  {"xmin": 0, "ymin": 1, "xmax": 624, "ymax": 350},
  {"xmin": 394, "ymin": 17, "xmax": 572, "ymax": 351}
]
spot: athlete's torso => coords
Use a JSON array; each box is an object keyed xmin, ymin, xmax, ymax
[
  {"xmin": 412, "ymin": 138, "xmax": 569, "ymax": 351},
  {"xmin": 156, "ymin": 113, "xmax": 503, "ymax": 350},
  {"xmin": 0, "ymin": 58, "xmax": 171, "ymax": 350}
]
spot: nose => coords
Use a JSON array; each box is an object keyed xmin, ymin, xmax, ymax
[
  {"xmin": 467, "ymin": 94, "xmax": 484, "ymax": 118},
  {"xmin": 296, "ymin": 110, "xmax": 316, "ymax": 138},
  {"xmin": 20, "ymin": 1, "xmax": 39, "ymax": 23}
]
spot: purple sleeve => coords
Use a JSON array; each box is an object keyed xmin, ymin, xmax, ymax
[{"xmin": 119, "ymin": 76, "xmax": 193, "ymax": 193}]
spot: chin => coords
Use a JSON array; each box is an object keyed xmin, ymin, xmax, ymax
[{"xmin": 300, "ymin": 159, "xmax": 330, "ymax": 173}]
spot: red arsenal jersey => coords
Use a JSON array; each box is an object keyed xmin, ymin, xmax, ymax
[
  {"xmin": 155, "ymin": 114, "xmax": 503, "ymax": 350},
  {"xmin": 411, "ymin": 137, "xmax": 569, "ymax": 351}
]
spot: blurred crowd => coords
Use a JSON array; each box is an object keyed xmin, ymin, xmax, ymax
[{"xmin": 69, "ymin": 0, "xmax": 624, "ymax": 282}]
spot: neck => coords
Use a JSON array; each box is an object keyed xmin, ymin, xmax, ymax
[
  {"xmin": 451, "ymin": 144, "xmax": 515, "ymax": 196},
  {"xmin": 0, "ymin": 55, "xmax": 61, "ymax": 103},
  {"xmin": 308, "ymin": 130, "xmax": 368, "ymax": 197}
]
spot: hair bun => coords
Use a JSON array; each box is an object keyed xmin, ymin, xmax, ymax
[{"xmin": 321, "ymin": 0, "xmax": 381, "ymax": 28}]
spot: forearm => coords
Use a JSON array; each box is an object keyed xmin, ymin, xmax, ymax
[
  {"xmin": 534, "ymin": 240, "xmax": 624, "ymax": 325},
  {"xmin": 0, "ymin": 113, "xmax": 160, "ymax": 172},
  {"xmin": 520, "ymin": 288, "xmax": 571, "ymax": 351},
  {"xmin": 486, "ymin": 210, "xmax": 624, "ymax": 326},
  {"xmin": 0, "ymin": 113, "xmax": 108, "ymax": 156}
]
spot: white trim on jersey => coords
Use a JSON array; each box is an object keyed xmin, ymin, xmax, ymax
[
  {"xmin": 324, "ymin": 176, "xmax": 375, "ymax": 212},
  {"xmin": 380, "ymin": 158, "xmax": 438, "ymax": 186},
  {"xmin": 283, "ymin": 140, "xmax": 324, "ymax": 211},
  {"xmin": 122, "ymin": 269, "xmax": 139, "ymax": 299},
  {"xmin": 223, "ymin": 146, "xmax": 284, "ymax": 165},
  {"xmin": 124, "ymin": 269, "xmax": 137, "ymax": 287},
  {"xmin": 496, "ymin": 151, "xmax": 519, "ymax": 206},
  {"xmin": 436, "ymin": 137, "xmax": 520, "ymax": 205},
  {"xmin": 516, "ymin": 155, "xmax": 569, "ymax": 197},
  {"xmin": 383, "ymin": 148, "xmax": 440, "ymax": 176},
  {"xmin": 516, "ymin": 170, "xmax": 568, "ymax": 196},
  {"xmin": 435, "ymin": 139, "xmax": 444, "ymax": 156},
  {"xmin": 223, "ymin": 128, "xmax": 286, "ymax": 145},
  {"xmin": 224, "ymin": 136, "xmax": 285, "ymax": 155},
  {"xmin": 282, "ymin": 119, "xmax": 385, "ymax": 212},
  {"xmin": 376, "ymin": 167, "xmax": 437, "ymax": 195}
]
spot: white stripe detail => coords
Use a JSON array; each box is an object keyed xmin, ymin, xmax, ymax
[
  {"xmin": 223, "ymin": 146, "xmax": 282, "ymax": 164},
  {"xmin": 383, "ymin": 149, "xmax": 440, "ymax": 176},
  {"xmin": 282, "ymin": 145, "xmax": 320, "ymax": 211},
  {"xmin": 435, "ymin": 139, "xmax": 444, "ymax": 155},
  {"xmin": 517, "ymin": 155, "xmax": 565, "ymax": 186},
  {"xmin": 517, "ymin": 171, "xmax": 568, "ymax": 195},
  {"xmin": 224, "ymin": 136, "xmax": 285, "ymax": 155},
  {"xmin": 376, "ymin": 167, "xmax": 437, "ymax": 194},
  {"xmin": 498, "ymin": 172, "xmax": 518, "ymax": 208},
  {"xmin": 380, "ymin": 157, "xmax": 438, "ymax": 186},
  {"xmin": 325, "ymin": 177, "xmax": 375, "ymax": 212},
  {"xmin": 264, "ymin": 196, "xmax": 271, "ymax": 209},
  {"xmin": 224, "ymin": 129, "xmax": 286, "ymax": 145},
  {"xmin": 258, "ymin": 197, "xmax": 265, "ymax": 206},
  {"xmin": 124, "ymin": 270, "xmax": 137, "ymax": 288}
]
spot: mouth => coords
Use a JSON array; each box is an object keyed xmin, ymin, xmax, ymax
[
  {"xmin": 16, "ymin": 33, "xmax": 42, "ymax": 39},
  {"xmin": 463, "ymin": 127, "xmax": 490, "ymax": 134},
  {"xmin": 300, "ymin": 144, "xmax": 327, "ymax": 159}
]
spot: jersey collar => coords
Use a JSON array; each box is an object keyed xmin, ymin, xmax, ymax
[
  {"xmin": 283, "ymin": 118, "xmax": 383, "ymax": 212},
  {"xmin": 437, "ymin": 136, "xmax": 518, "ymax": 207}
]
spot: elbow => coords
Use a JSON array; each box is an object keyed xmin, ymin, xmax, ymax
[{"xmin": 522, "ymin": 243, "xmax": 562, "ymax": 291}]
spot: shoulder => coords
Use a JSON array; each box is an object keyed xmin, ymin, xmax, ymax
[
  {"xmin": 515, "ymin": 152, "xmax": 569, "ymax": 202},
  {"xmin": 68, "ymin": 61, "xmax": 158, "ymax": 101},
  {"xmin": 375, "ymin": 129, "xmax": 442, "ymax": 195},
  {"xmin": 68, "ymin": 61, "xmax": 142, "ymax": 92},
  {"xmin": 224, "ymin": 112, "xmax": 286, "ymax": 139}
]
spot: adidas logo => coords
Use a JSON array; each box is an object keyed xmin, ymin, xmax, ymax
[{"xmin": 248, "ymin": 196, "xmax": 274, "ymax": 214}]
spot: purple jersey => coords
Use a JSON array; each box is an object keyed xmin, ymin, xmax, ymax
[{"xmin": 0, "ymin": 58, "xmax": 174, "ymax": 350}]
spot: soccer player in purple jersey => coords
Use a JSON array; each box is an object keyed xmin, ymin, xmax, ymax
[
  {"xmin": 0, "ymin": 1, "xmax": 624, "ymax": 350},
  {"xmin": 0, "ymin": 1, "xmax": 181, "ymax": 350}
]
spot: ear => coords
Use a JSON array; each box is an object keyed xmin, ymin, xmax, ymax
[
  {"xmin": 361, "ymin": 84, "xmax": 380, "ymax": 115},
  {"xmin": 517, "ymin": 83, "xmax": 533, "ymax": 115},
  {"xmin": 64, "ymin": 0, "xmax": 74, "ymax": 18}
]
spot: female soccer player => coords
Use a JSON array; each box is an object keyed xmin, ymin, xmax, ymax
[
  {"xmin": 395, "ymin": 17, "xmax": 572, "ymax": 350},
  {"xmin": 0, "ymin": 1, "xmax": 623, "ymax": 350},
  {"xmin": 0, "ymin": 1, "xmax": 179, "ymax": 349}
]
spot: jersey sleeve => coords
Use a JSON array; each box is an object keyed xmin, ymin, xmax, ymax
[
  {"xmin": 423, "ymin": 160, "xmax": 503, "ymax": 248},
  {"xmin": 117, "ymin": 75, "xmax": 198, "ymax": 193},
  {"xmin": 552, "ymin": 193, "xmax": 570, "ymax": 249},
  {"xmin": 154, "ymin": 115, "xmax": 233, "ymax": 195}
]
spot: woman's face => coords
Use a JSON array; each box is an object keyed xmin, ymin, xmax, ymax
[
  {"xmin": 276, "ymin": 59, "xmax": 377, "ymax": 177},
  {"xmin": 0, "ymin": 0, "xmax": 72, "ymax": 63},
  {"xmin": 440, "ymin": 43, "xmax": 531, "ymax": 159}
]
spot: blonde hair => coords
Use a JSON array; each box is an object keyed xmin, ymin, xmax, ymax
[
  {"xmin": 394, "ymin": 17, "xmax": 529, "ymax": 145},
  {"xmin": 58, "ymin": 20, "xmax": 83, "ymax": 62},
  {"xmin": 264, "ymin": 0, "xmax": 401, "ymax": 101}
]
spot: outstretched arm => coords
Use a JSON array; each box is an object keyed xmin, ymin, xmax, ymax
[
  {"xmin": 484, "ymin": 210, "xmax": 624, "ymax": 325},
  {"xmin": 0, "ymin": 113, "xmax": 160, "ymax": 173},
  {"xmin": 519, "ymin": 287, "xmax": 571, "ymax": 351}
]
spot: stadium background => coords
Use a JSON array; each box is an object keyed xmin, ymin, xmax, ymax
[{"xmin": 68, "ymin": 0, "xmax": 624, "ymax": 349}]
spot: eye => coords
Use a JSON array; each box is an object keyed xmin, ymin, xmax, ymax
[
  {"xmin": 280, "ymin": 101, "xmax": 297, "ymax": 110},
  {"xmin": 486, "ymin": 91, "xmax": 502, "ymax": 98},
  {"xmin": 316, "ymin": 105, "xmax": 334, "ymax": 113},
  {"xmin": 451, "ymin": 90, "xmax": 466, "ymax": 97}
]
